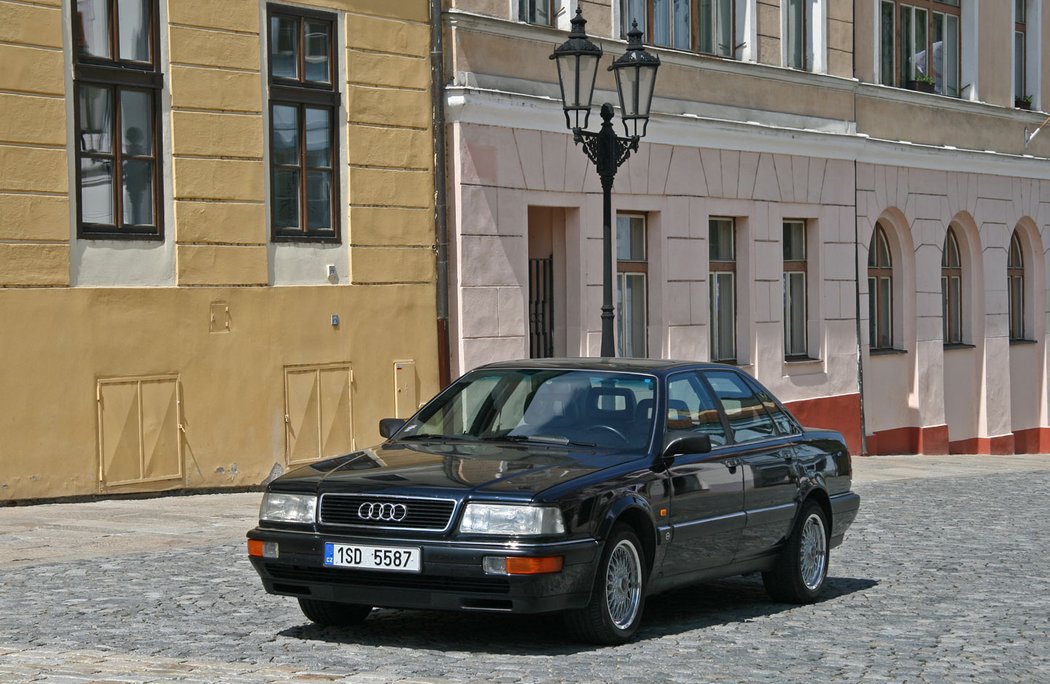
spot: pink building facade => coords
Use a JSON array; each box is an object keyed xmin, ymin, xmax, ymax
[{"xmin": 441, "ymin": 2, "xmax": 1050, "ymax": 456}]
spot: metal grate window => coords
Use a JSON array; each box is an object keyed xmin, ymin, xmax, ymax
[{"xmin": 529, "ymin": 257, "xmax": 555, "ymax": 358}]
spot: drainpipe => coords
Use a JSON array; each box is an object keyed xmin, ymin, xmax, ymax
[
  {"xmin": 430, "ymin": 0, "xmax": 451, "ymax": 387},
  {"xmin": 854, "ymin": 159, "xmax": 868, "ymax": 456},
  {"xmin": 850, "ymin": 0, "xmax": 867, "ymax": 457}
]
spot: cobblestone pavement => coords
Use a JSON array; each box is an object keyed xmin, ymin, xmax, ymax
[{"xmin": 1, "ymin": 455, "xmax": 1048, "ymax": 683}]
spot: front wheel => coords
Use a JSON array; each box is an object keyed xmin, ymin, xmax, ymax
[
  {"xmin": 565, "ymin": 525, "xmax": 647, "ymax": 644},
  {"xmin": 763, "ymin": 500, "xmax": 829, "ymax": 603},
  {"xmin": 297, "ymin": 598, "xmax": 372, "ymax": 626}
]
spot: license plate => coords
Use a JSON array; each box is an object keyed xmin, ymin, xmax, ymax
[{"xmin": 323, "ymin": 543, "xmax": 421, "ymax": 572}]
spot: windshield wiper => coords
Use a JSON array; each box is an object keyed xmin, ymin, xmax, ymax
[
  {"xmin": 397, "ymin": 433, "xmax": 475, "ymax": 442},
  {"xmin": 483, "ymin": 434, "xmax": 571, "ymax": 445}
]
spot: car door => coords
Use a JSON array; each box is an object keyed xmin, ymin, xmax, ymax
[
  {"xmin": 700, "ymin": 369, "xmax": 799, "ymax": 561},
  {"xmin": 659, "ymin": 371, "xmax": 745, "ymax": 576}
]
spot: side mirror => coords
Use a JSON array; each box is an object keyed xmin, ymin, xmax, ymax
[
  {"xmin": 662, "ymin": 434, "xmax": 712, "ymax": 459},
  {"xmin": 379, "ymin": 418, "xmax": 406, "ymax": 439}
]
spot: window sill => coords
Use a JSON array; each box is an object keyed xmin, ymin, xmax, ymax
[
  {"xmin": 271, "ymin": 234, "xmax": 342, "ymax": 245},
  {"xmin": 1009, "ymin": 338, "xmax": 1038, "ymax": 346},
  {"xmin": 784, "ymin": 355, "xmax": 820, "ymax": 364},
  {"xmin": 782, "ymin": 356, "xmax": 825, "ymax": 378},
  {"xmin": 79, "ymin": 230, "xmax": 164, "ymax": 242},
  {"xmin": 868, "ymin": 348, "xmax": 907, "ymax": 356},
  {"xmin": 943, "ymin": 343, "xmax": 976, "ymax": 351}
]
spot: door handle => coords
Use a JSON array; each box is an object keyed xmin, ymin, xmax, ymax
[{"xmin": 723, "ymin": 458, "xmax": 741, "ymax": 473}]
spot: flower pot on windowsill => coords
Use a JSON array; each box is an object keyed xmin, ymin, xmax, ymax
[
  {"xmin": 907, "ymin": 79, "xmax": 936, "ymax": 94},
  {"xmin": 1015, "ymin": 97, "xmax": 1033, "ymax": 110}
]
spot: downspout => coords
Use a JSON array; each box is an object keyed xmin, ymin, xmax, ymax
[
  {"xmin": 852, "ymin": 14, "xmax": 867, "ymax": 457},
  {"xmin": 430, "ymin": 0, "xmax": 451, "ymax": 387},
  {"xmin": 854, "ymin": 162, "xmax": 868, "ymax": 456}
]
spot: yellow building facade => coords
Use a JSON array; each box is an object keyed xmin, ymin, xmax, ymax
[{"xmin": 0, "ymin": 0, "xmax": 439, "ymax": 500}]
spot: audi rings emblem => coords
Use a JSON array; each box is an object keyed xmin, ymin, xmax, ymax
[{"xmin": 357, "ymin": 502, "xmax": 409, "ymax": 522}]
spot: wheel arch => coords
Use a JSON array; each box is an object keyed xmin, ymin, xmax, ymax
[
  {"xmin": 597, "ymin": 495, "xmax": 658, "ymax": 575},
  {"xmin": 802, "ymin": 487, "xmax": 833, "ymax": 530}
]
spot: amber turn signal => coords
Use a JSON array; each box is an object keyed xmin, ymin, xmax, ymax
[
  {"xmin": 247, "ymin": 540, "xmax": 278, "ymax": 558},
  {"xmin": 504, "ymin": 556, "xmax": 564, "ymax": 575}
]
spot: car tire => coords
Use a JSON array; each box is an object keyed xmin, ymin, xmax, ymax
[
  {"xmin": 762, "ymin": 499, "xmax": 830, "ymax": 604},
  {"xmin": 565, "ymin": 524, "xmax": 647, "ymax": 645},
  {"xmin": 297, "ymin": 598, "xmax": 373, "ymax": 626}
]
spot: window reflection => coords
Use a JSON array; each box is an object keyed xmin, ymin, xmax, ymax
[
  {"xmin": 79, "ymin": 86, "xmax": 112, "ymax": 153},
  {"xmin": 122, "ymin": 159, "xmax": 152, "ymax": 225},
  {"xmin": 304, "ymin": 21, "xmax": 330, "ymax": 83},
  {"xmin": 80, "ymin": 157, "xmax": 114, "ymax": 224},
  {"xmin": 117, "ymin": 0, "xmax": 150, "ymax": 61},
  {"xmin": 271, "ymin": 15, "xmax": 299, "ymax": 80},
  {"xmin": 76, "ymin": 0, "xmax": 110, "ymax": 58}
]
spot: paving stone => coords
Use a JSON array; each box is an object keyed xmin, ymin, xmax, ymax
[{"xmin": 0, "ymin": 462, "xmax": 1048, "ymax": 682}]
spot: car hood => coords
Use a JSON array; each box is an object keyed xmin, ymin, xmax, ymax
[{"xmin": 274, "ymin": 440, "xmax": 645, "ymax": 497}]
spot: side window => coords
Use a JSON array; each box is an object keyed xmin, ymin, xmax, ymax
[
  {"xmin": 702, "ymin": 370, "xmax": 778, "ymax": 443},
  {"xmin": 666, "ymin": 373, "xmax": 727, "ymax": 447},
  {"xmin": 747, "ymin": 378, "xmax": 801, "ymax": 436}
]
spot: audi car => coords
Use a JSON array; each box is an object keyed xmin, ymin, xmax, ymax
[{"xmin": 247, "ymin": 359, "xmax": 860, "ymax": 644}]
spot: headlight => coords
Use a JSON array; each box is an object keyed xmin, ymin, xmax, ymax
[
  {"xmin": 259, "ymin": 492, "xmax": 317, "ymax": 523},
  {"xmin": 458, "ymin": 504, "xmax": 565, "ymax": 536}
]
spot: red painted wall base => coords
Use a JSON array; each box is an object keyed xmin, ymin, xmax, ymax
[
  {"xmin": 1012, "ymin": 428, "xmax": 1050, "ymax": 453},
  {"xmin": 784, "ymin": 394, "xmax": 862, "ymax": 456},
  {"xmin": 777, "ymin": 395, "xmax": 1049, "ymax": 456},
  {"xmin": 866, "ymin": 425, "xmax": 949, "ymax": 455},
  {"xmin": 948, "ymin": 435, "xmax": 1015, "ymax": 455}
]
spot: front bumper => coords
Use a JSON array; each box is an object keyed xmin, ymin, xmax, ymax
[{"xmin": 247, "ymin": 527, "xmax": 602, "ymax": 614}]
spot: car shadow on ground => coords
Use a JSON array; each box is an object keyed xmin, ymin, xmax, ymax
[{"xmin": 278, "ymin": 574, "xmax": 878, "ymax": 654}]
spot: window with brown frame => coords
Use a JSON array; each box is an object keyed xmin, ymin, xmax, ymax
[
  {"xmin": 616, "ymin": 214, "xmax": 649, "ymax": 357},
  {"xmin": 783, "ymin": 220, "xmax": 808, "ymax": 357},
  {"xmin": 941, "ymin": 227, "xmax": 962, "ymax": 344},
  {"xmin": 878, "ymin": 0, "xmax": 960, "ymax": 97},
  {"xmin": 622, "ymin": 0, "xmax": 736, "ymax": 58},
  {"xmin": 709, "ymin": 217, "xmax": 737, "ymax": 363},
  {"xmin": 1008, "ymin": 231, "xmax": 1025, "ymax": 341},
  {"xmin": 268, "ymin": 4, "xmax": 340, "ymax": 242},
  {"xmin": 73, "ymin": 0, "xmax": 163, "ymax": 239},
  {"xmin": 868, "ymin": 223, "xmax": 894, "ymax": 350}
]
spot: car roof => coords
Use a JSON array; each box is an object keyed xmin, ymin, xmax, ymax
[{"xmin": 476, "ymin": 358, "xmax": 736, "ymax": 376}]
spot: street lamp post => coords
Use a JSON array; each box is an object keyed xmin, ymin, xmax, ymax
[{"xmin": 550, "ymin": 8, "xmax": 660, "ymax": 357}]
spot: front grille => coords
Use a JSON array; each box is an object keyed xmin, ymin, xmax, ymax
[
  {"xmin": 264, "ymin": 564, "xmax": 510, "ymax": 594},
  {"xmin": 319, "ymin": 494, "xmax": 457, "ymax": 531}
]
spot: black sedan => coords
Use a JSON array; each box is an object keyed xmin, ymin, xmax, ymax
[{"xmin": 247, "ymin": 359, "xmax": 860, "ymax": 644}]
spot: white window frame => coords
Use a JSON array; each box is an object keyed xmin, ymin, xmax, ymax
[
  {"xmin": 873, "ymin": 0, "xmax": 974, "ymax": 99},
  {"xmin": 616, "ymin": 213, "xmax": 650, "ymax": 358},
  {"xmin": 709, "ymin": 217, "xmax": 738, "ymax": 363},
  {"xmin": 782, "ymin": 0, "xmax": 826, "ymax": 72}
]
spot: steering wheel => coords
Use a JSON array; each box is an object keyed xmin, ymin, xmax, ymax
[{"xmin": 584, "ymin": 425, "xmax": 630, "ymax": 445}]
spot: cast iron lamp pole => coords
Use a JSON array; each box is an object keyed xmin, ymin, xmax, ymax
[{"xmin": 551, "ymin": 8, "xmax": 660, "ymax": 357}]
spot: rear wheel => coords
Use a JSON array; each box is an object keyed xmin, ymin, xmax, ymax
[
  {"xmin": 763, "ymin": 500, "xmax": 829, "ymax": 603},
  {"xmin": 565, "ymin": 525, "xmax": 646, "ymax": 644},
  {"xmin": 297, "ymin": 598, "xmax": 372, "ymax": 626}
]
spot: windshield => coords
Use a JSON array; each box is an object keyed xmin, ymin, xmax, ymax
[{"xmin": 397, "ymin": 368, "xmax": 657, "ymax": 450}]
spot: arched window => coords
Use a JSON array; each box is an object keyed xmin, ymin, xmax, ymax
[
  {"xmin": 868, "ymin": 223, "xmax": 894, "ymax": 350},
  {"xmin": 1008, "ymin": 230, "xmax": 1025, "ymax": 340},
  {"xmin": 941, "ymin": 227, "xmax": 962, "ymax": 344}
]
